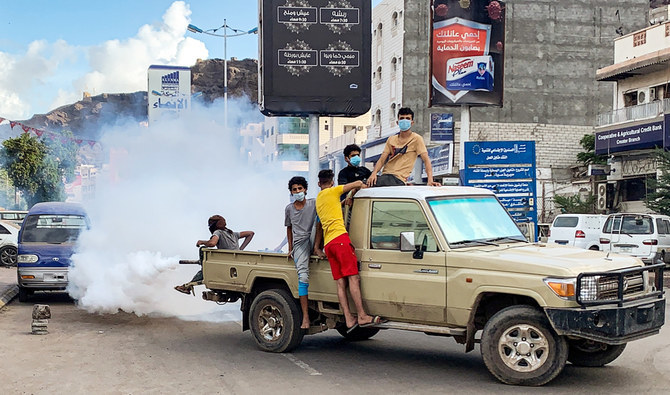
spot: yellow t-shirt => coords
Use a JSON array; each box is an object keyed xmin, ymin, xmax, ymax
[
  {"xmin": 381, "ymin": 132, "xmax": 428, "ymax": 181},
  {"xmin": 316, "ymin": 185, "xmax": 347, "ymax": 245}
]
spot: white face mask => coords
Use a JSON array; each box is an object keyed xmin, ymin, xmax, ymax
[{"xmin": 293, "ymin": 191, "xmax": 305, "ymax": 202}]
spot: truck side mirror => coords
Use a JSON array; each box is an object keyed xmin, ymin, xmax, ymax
[{"xmin": 400, "ymin": 232, "xmax": 415, "ymax": 252}]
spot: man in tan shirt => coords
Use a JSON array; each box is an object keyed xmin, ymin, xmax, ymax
[{"xmin": 367, "ymin": 107, "xmax": 441, "ymax": 187}]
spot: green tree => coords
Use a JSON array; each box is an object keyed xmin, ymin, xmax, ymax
[
  {"xmin": 554, "ymin": 194, "xmax": 597, "ymax": 214},
  {"xmin": 576, "ymin": 134, "xmax": 607, "ymax": 166},
  {"xmin": 646, "ymin": 149, "xmax": 670, "ymax": 215},
  {"xmin": 0, "ymin": 133, "xmax": 78, "ymax": 207}
]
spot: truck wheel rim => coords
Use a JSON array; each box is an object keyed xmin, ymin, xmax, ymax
[
  {"xmin": 498, "ymin": 324, "xmax": 549, "ymax": 372},
  {"xmin": 258, "ymin": 304, "xmax": 284, "ymax": 342}
]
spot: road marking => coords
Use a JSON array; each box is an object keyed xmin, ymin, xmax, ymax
[{"xmin": 282, "ymin": 353, "xmax": 322, "ymax": 376}]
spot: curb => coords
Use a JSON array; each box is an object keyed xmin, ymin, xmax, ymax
[{"xmin": 0, "ymin": 284, "xmax": 19, "ymax": 310}]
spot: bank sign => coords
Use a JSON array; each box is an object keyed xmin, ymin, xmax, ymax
[
  {"xmin": 595, "ymin": 114, "xmax": 670, "ymax": 155},
  {"xmin": 463, "ymin": 141, "xmax": 537, "ymax": 236}
]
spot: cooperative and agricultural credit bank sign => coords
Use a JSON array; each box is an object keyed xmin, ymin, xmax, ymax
[
  {"xmin": 595, "ymin": 115, "xmax": 670, "ymax": 155},
  {"xmin": 464, "ymin": 141, "xmax": 538, "ymax": 239},
  {"xmin": 147, "ymin": 65, "xmax": 191, "ymax": 125}
]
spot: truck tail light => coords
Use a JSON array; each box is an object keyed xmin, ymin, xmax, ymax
[
  {"xmin": 600, "ymin": 238, "xmax": 610, "ymax": 244},
  {"xmin": 575, "ymin": 230, "xmax": 586, "ymax": 238},
  {"xmin": 643, "ymin": 239, "xmax": 658, "ymax": 245}
]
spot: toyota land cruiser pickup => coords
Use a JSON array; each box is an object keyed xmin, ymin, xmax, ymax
[{"xmin": 194, "ymin": 186, "xmax": 665, "ymax": 386}]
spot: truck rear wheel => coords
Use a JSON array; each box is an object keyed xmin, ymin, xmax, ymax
[
  {"xmin": 567, "ymin": 340, "xmax": 626, "ymax": 367},
  {"xmin": 336, "ymin": 325, "xmax": 380, "ymax": 341},
  {"xmin": 249, "ymin": 289, "xmax": 304, "ymax": 353},
  {"xmin": 481, "ymin": 305, "xmax": 568, "ymax": 386}
]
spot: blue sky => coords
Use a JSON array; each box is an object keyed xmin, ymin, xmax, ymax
[{"xmin": 0, "ymin": 0, "xmax": 382, "ymax": 120}]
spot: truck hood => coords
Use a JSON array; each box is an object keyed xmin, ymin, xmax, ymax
[{"xmin": 450, "ymin": 242, "xmax": 642, "ymax": 276}]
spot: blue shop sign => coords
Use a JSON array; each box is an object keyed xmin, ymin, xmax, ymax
[
  {"xmin": 430, "ymin": 113, "xmax": 454, "ymax": 142},
  {"xmin": 595, "ymin": 120, "xmax": 664, "ymax": 155}
]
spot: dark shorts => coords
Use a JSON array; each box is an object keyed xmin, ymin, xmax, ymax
[
  {"xmin": 375, "ymin": 173, "xmax": 406, "ymax": 187},
  {"xmin": 324, "ymin": 233, "xmax": 359, "ymax": 280}
]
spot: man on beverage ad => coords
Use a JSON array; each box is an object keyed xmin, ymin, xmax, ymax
[{"xmin": 431, "ymin": 0, "xmax": 505, "ymax": 106}]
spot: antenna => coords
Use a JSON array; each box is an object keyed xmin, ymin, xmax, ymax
[{"xmin": 615, "ymin": 9, "xmax": 624, "ymax": 36}]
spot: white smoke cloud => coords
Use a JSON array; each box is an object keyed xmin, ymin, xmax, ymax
[
  {"xmin": 67, "ymin": 99, "xmax": 290, "ymax": 320},
  {"xmin": 0, "ymin": 1, "xmax": 208, "ymax": 119}
]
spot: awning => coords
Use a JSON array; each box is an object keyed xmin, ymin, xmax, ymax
[{"xmin": 596, "ymin": 48, "xmax": 670, "ymax": 81}]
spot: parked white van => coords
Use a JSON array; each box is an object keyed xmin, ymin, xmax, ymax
[
  {"xmin": 547, "ymin": 214, "xmax": 607, "ymax": 250},
  {"xmin": 599, "ymin": 213, "xmax": 670, "ymax": 264}
]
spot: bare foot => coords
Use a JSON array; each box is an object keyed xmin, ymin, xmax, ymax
[
  {"xmin": 357, "ymin": 314, "xmax": 373, "ymax": 326},
  {"xmin": 301, "ymin": 321, "xmax": 310, "ymax": 330}
]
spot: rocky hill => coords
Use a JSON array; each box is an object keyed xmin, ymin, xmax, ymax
[{"xmin": 18, "ymin": 58, "xmax": 259, "ymax": 137}]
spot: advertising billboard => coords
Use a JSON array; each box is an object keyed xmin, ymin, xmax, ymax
[
  {"xmin": 463, "ymin": 141, "xmax": 537, "ymax": 236},
  {"xmin": 430, "ymin": 0, "xmax": 506, "ymax": 107},
  {"xmin": 147, "ymin": 65, "xmax": 191, "ymax": 125},
  {"xmin": 259, "ymin": 0, "xmax": 371, "ymax": 116}
]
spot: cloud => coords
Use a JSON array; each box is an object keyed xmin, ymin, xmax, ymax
[
  {"xmin": 0, "ymin": 1, "xmax": 208, "ymax": 120},
  {"xmin": 71, "ymin": 1, "xmax": 208, "ymax": 99}
]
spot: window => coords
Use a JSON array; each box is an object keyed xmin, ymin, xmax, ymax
[
  {"xmin": 656, "ymin": 218, "xmax": 668, "ymax": 234},
  {"xmin": 370, "ymin": 201, "xmax": 438, "ymax": 252},
  {"xmin": 602, "ymin": 215, "xmax": 653, "ymax": 235},
  {"xmin": 0, "ymin": 224, "xmax": 9, "ymax": 234},
  {"xmin": 391, "ymin": 57, "xmax": 397, "ymax": 72},
  {"xmin": 553, "ymin": 216, "xmax": 578, "ymax": 228},
  {"xmin": 374, "ymin": 109, "xmax": 381, "ymax": 126},
  {"xmin": 633, "ymin": 31, "xmax": 646, "ymax": 47},
  {"xmin": 623, "ymin": 91, "xmax": 638, "ymax": 107},
  {"xmin": 392, "ymin": 12, "xmax": 399, "ymax": 27},
  {"xmin": 666, "ymin": 23, "xmax": 669, "ymax": 37},
  {"xmin": 20, "ymin": 215, "xmax": 88, "ymax": 244},
  {"xmin": 390, "ymin": 104, "xmax": 396, "ymax": 124},
  {"xmin": 377, "ymin": 66, "xmax": 382, "ymax": 81}
]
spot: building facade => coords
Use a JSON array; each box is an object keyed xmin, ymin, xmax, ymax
[
  {"xmin": 365, "ymin": 0, "xmax": 649, "ymax": 222},
  {"xmin": 595, "ymin": 4, "xmax": 670, "ymax": 213}
]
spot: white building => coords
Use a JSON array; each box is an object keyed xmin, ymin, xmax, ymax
[
  {"xmin": 595, "ymin": 4, "xmax": 670, "ymax": 213},
  {"xmin": 318, "ymin": 112, "xmax": 371, "ymax": 174}
]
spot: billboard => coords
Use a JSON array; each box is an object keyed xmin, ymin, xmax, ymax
[
  {"xmin": 463, "ymin": 141, "xmax": 537, "ymax": 235},
  {"xmin": 430, "ymin": 113, "xmax": 454, "ymax": 142},
  {"xmin": 147, "ymin": 65, "xmax": 191, "ymax": 125},
  {"xmin": 259, "ymin": 0, "xmax": 371, "ymax": 116},
  {"xmin": 422, "ymin": 142, "xmax": 453, "ymax": 178},
  {"xmin": 430, "ymin": 0, "xmax": 506, "ymax": 107}
]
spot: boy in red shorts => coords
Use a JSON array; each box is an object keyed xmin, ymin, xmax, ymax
[{"xmin": 315, "ymin": 169, "xmax": 382, "ymax": 332}]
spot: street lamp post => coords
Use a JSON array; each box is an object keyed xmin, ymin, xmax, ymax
[{"xmin": 187, "ymin": 22, "xmax": 257, "ymax": 133}]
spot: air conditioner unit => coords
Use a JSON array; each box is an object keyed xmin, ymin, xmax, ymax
[
  {"xmin": 638, "ymin": 89, "xmax": 648, "ymax": 104},
  {"xmin": 596, "ymin": 183, "xmax": 607, "ymax": 211}
]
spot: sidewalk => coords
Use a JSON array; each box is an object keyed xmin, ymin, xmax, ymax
[{"xmin": 0, "ymin": 266, "xmax": 18, "ymax": 310}]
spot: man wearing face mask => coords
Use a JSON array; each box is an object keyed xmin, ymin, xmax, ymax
[
  {"xmin": 285, "ymin": 176, "xmax": 318, "ymax": 330},
  {"xmin": 175, "ymin": 215, "xmax": 254, "ymax": 295},
  {"xmin": 367, "ymin": 107, "xmax": 441, "ymax": 187},
  {"xmin": 338, "ymin": 144, "xmax": 372, "ymax": 203}
]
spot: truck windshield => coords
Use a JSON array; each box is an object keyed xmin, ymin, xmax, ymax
[
  {"xmin": 20, "ymin": 214, "xmax": 88, "ymax": 244},
  {"xmin": 427, "ymin": 196, "xmax": 525, "ymax": 247}
]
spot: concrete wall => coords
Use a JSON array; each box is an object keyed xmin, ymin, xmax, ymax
[{"xmin": 401, "ymin": 0, "xmax": 649, "ymax": 134}]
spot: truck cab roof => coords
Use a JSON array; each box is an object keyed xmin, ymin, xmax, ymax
[{"xmin": 354, "ymin": 185, "xmax": 495, "ymax": 200}]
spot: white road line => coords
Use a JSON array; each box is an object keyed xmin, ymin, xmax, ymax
[{"xmin": 282, "ymin": 353, "xmax": 322, "ymax": 376}]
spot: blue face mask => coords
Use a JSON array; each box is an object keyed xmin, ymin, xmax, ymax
[
  {"xmin": 398, "ymin": 119, "xmax": 412, "ymax": 131},
  {"xmin": 349, "ymin": 155, "xmax": 362, "ymax": 167},
  {"xmin": 293, "ymin": 191, "xmax": 305, "ymax": 202}
]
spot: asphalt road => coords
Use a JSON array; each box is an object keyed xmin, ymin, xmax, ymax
[{"xmin": 1, "ymin": 293, "xmax": 670, "ymax": 394}]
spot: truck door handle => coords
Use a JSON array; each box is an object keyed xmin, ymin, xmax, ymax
[{"xmin": 368, "ymin": 264, "xmax": 382, "ymax": 269}]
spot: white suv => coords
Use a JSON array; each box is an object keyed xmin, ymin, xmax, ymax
[
  {"xmin": 599, "ymin": 213, "xmax": 670, "ymax": 264},
  {"xmin": 547, "ymin": 214, "xmax": 607, "ymax": 250}
]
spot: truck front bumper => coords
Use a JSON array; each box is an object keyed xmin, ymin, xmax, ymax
[{"xmin": 545, "ymin": 298, "xmax": 665, "ymax": 345}]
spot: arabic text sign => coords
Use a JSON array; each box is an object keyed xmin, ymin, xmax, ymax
[
  {"xmin": 147, "ymin": 65, "xmax": 191, "ymax": 125},
  {"xmin": 430, "ymin": 113, "xmax": 454, "ymax": 142},
  {"xmin": 464, "ymin": 141, "xmax": 537, "ymax": 235},
  {"xmin": 422, "ymin": 143, "xmax": 453, "ymax": 178}
]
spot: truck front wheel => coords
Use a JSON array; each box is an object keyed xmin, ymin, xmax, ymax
[
  {"xmin": 567, "ymin": 340, "xmax": 626, "ymax": 367},
  {"xmin": 249, "ymin": 289, "xmax": 304, "ymax": 353},
  {"xmin": 481, "ymin": 305, "xmax": 568, "ymax": 386}
]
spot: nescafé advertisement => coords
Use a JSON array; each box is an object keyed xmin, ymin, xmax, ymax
[{"xmin": 431, "ymin": 0, "xmax": 505, "ymax": 107}]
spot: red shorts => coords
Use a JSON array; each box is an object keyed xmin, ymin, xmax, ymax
[{"xmin": 324, "ymin": 233, "xmax": 359, "ymax": 280}]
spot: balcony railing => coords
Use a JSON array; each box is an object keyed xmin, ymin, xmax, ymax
[{"xmin": 597, "ymin": 98, "xmax": 668, "ymax": 127}]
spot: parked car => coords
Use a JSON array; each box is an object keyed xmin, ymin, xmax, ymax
[
  {"xmin": 599, "ymin": 213, "xmax": 670, "ymax": 264},
  {"xmin": 547, "ymin": 214, "xmax": 607, "ymax": 250},
  {"xmin": 0, "ymin": 220, "xmax": 20, "ymax": 266},
  {"xmin": 17, "ymin": 202, "xmax": 89, "ymax": 302},
  {"xmin": 0, "ymin": 210, "xmax": 28, "ymax": 225}
]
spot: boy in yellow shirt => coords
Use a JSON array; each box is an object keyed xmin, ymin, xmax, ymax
[{"xmin": 315, "ymin": 169, "xmax": 382, "ymax": 332}]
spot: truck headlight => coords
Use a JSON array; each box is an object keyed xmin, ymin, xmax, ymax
[
  {"xmin": 17, "ymin": 254, "xmax": 38, "ymax": 263},
  {"xmin": 544, "ymin": 278, "xmax": 576, "ymax": 299},
  {"xmin": 578, "ymin": 276, "xmax": 599, "ymax": 301}
]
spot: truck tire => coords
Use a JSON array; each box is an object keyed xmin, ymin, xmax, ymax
[
  {"xmin": 567, "ymin": 340, "xmax": 626, "ymax": 367},
  {"xmin": 248, "ymin": 289, "xmax": 304, "ymax": 353},
  {"xmin": 18, "ymin": 286, "xmax": 33, "ymax": 302},
  {"xmin": 336, "ymin": 325, "xmax": 380, "ymax": 341},
  {"xmin": 481, "ymin": 305, "xmax": 568, "ymax": 386}
]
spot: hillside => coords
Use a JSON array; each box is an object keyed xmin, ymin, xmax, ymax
[{"xmin": 17, "ymin": 58, "xmax": 259, "ymax": 137}]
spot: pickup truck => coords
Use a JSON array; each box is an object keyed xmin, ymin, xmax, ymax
[{"xmin": 195, "ymin": 186, "xmax": 665, "ymax": 386}]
